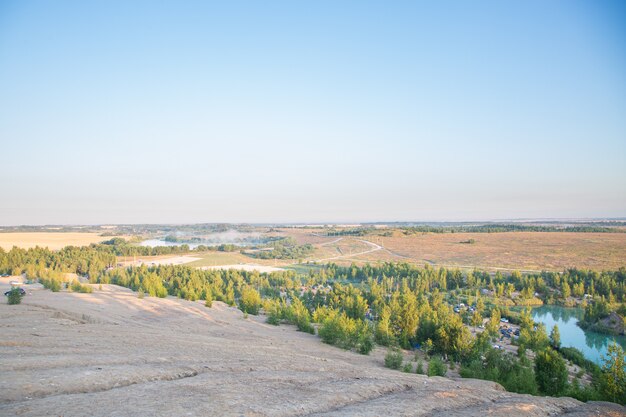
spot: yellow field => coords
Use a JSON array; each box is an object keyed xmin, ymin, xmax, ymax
[
  {"xmin": 280, "ymin": 229, "xmax": 626, "ymax": 271},
  {"xmin": 0, "ymin": 233, "xmax": 118, "ymax": 251},
  {"xmin": 373, "ymin": 232, "xmax": 626, "ymax": 272}
]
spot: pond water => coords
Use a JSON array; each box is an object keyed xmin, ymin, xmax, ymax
[{"xmin": 531, "ymin": 305, "xmax": 626, "ymax": 365}]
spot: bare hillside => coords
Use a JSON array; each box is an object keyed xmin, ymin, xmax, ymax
[{"xmin": 1, "ymin": 284, "xmax": 623, "ymax": 417}]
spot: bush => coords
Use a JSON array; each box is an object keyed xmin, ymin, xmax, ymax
[
  {"xmin": 357, "ymin": 333, "xmax": 374, "ymax": 355},
  {"xmin": 460, "ymin": 348, "xmax": 538, "ymax": 395},
  {"xmin": 402, "ymin": 363, "xmax": 413, "ymax": 373},
  {"xmin": 428, "ymin": 357, "xmax": 447, "ymax": 377},
  {"xmin": 7, "ymin": 288, "xmax": 23, "ymax": 305},
  {"xmin": 286, "ymin": 298, "xmax": 315, "ymax": 334},
  {"xmin": 239, "ymin": 286, "xmax": 261, "ymax": 315},
  {"xmin": 40, "ymin": 277, "xmax": 61, "ymax": 292},
  {"xmin": 318, "ymin": 308, "xmax": 373, "ymax": 353},
  {"xmin": 560, "ymin": 346, "xmax": 600, "ymax": 374},
  {"xmin": 265, "ymin": 299, "xmax": 282, "ymax": 325},
  {"xmin": 70, "ymin": 280, "xmax": 93, "ymax": 293},
  {"xmin": 384, "ymin": 349, "xmax": 403, "ymax": 370},
  {"xmin": 416, "ymin": 360, "xmax": 425, "ymax": 374}
]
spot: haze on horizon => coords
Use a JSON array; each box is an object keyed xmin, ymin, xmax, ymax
[{"xmin": 1, "ymin": 1, "xmax": 625, "ymax": 226}]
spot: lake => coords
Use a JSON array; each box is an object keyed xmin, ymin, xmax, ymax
[{"xmin": 531, "ymin": 305, "xmax": 626, "ymax": 365}]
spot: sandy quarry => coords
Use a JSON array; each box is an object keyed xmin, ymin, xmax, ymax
[{"xmin": 1, "ymin": 283, "xmax": 624, "ymax": 417}]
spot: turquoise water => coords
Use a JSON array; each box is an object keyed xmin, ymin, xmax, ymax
[{"xmin": 531, "ymin": 305, "xmax": 626, "ymax": 365}]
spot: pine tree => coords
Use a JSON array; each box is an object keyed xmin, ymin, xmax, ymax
[
  {"xmin": 550, "ymin": 325, "xmax": 561, "ymax": 349},
  {"xmin": 601, "ymin": 341, "xmax": 626, "ymax": 404},
  {"xmin": 535, "ymin": 348, "xmax": 567, "ymax": 396}
]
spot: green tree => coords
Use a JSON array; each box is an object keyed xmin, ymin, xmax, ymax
[
  {"xmin": 561, "ymin": 281, "xmax": 571, "ymax": 299},
  {"xmin": 6, "ymin": 287, "xmax": 23, "ymax": 305},
  {"xmin": 204, "ymin": 290, "xmax": 213, "ymax": 308},
  {"xmin": 535, "ymin": 348, "xmax": 568, "ymax": 396},
  {"xmin": 239, "ymin": 286, "xmax": 261, "ymax": 315},
  {"xmin": 224, "ymin": 282, "xmax": 235, "ymax": 306},
  {"xmin": 428, "ymin": 357, "xmax": 447, "ymax": 377},
  {"xmin": 375, "ymin": 305, "xmax": 394, "ymax": 345},
  {"xmin": 416, "ymin": 359, "xmax": 424, "ymax": 374},
  {"xmin": 601, "ymin": 341, "xmax": 626, "ymax": 404},
  {"xmin": 550, "ymin": 325, "xmax": 561, "ymax": 350},
  {"xmin": 422, "ymin": 338, "xmax": 434, "ymax": 357},
  {"xmin": 384, "ymin": 348, "xmax": 403, "ymax": 370},
  {"xmin": 264, "ymin": 299, "xmax": 282, "ymax": 325},
  {"xmin": 471, "ymin": 310, "xmax": 482, "ymax": 328}
]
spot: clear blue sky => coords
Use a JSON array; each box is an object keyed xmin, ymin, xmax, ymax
[{"xmin": 1, "ymin": 1, "xmax": 625, "ymax": 225}]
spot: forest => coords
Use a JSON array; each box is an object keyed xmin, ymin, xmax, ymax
[{"xmin": 1, "ymin": 243, "xmax": 625, "ymax": 404}]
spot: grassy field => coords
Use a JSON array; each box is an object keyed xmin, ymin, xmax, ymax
[
  {"xmin": 278, "ymin": 228, "xmax": 626, "ymax": 271},
  {"xmin": 372, "ymin": 231, "xmax": 626, "ymax": 272},
  {"xmin": 0, "ymin": 232, "xmax": 119, "ymax": 251},
  {"xmin": 186, "ymin": 251, "xmax": 294, "ymax": 268}
]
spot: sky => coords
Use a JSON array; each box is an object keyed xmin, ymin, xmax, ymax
[{"xmin": 1, "ymin": 1, "xmax": 625, "ymax": 225}]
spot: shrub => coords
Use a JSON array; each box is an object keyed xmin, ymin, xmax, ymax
[
  {"xmin": 71, "ymin": 280, "xmax": 82, "ymax": 292},
  {"xmin": 286, "ymin": 298, "xmax": 315, "ymax": 334},
  {"xmin": 384, "ymin": 348, "xmax": 403, "ymax": 370},
  {"xmin": 137, "ymin": 290, "xmax": 145, "ymax": 299},
  {"xmin": 560, "ymin": 346, "xmax": 600, "ymax": 374},
  {"xmin": 7, "ymin": 287, "xmax": 23, "ymax": 305},
  {"xmin": 416, "ymin": 360, "xmax": 424, "ymax": 374},
  {"xmin": 239, "ymin": 286, "xmax": 261, "ymax": 315},
  {"xmin": 357, "ymin": 333, "xmax": 374, "ymax": 355},
  {"xmin": 40, "ymin": 277, "xmax": 61, "ymax": 292},
  {"xmin": 318, "ymin": 308, "xmax": 373, "ymax": 353},
  {"xmin": 428, "ymin": 357, "xmax": 447, "ymax": 377},
  {"xmin": 265, "ymin": 299, "xmax": 282, "ymax": 325},
  {"xmin": 403, "ymin": 363, "xmax": 413, "ymax": 373},
  {"xmin": 70, "ymin": 280, "xmax": 93, "ymax": 293}
]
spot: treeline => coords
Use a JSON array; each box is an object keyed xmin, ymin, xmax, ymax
[
  {"xmin": 0, "ymin": 245, "xmax": 115, "ymax": 279},
  {"xmin": 248, "ymin": 237, "xmax": 314, "ymax": 259},
  {"xmin": 534, "ymin": 269, "xmax": 626, "ymax": 302},
  {"xmin": 400, "ymin": 224, "xmax": 623, "ymax": 234},
  {"xmin": 101, "ymin": 238, "xmax": 240, "ymax": 256},
  {"xmin": 324, "ymin": 228, "xmax": 373, "ymax": 236}
]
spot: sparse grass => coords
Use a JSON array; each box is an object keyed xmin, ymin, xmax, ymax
[
  {"xmin": 373, "ymin": 232, "xmax": 626, "ymax": 271},
  {"xmin": 186, "ymin": 251, "xmax": 292, "ymax": 268},
  {"xmin": 186, "ymin": 252, "xmax": 249, "ymax": 267}
]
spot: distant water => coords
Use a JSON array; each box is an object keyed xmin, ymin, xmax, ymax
[
  {"xmin": 140, "ymin": 239, "xmax": 202, "ymax": 249},
  {"xmin": 531, "ymin": 305, "xmax": 626, "ymax": 365}
]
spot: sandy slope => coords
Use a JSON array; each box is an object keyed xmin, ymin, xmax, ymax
[{"xmin": 0, "ymin": 284, "xmax": 623, "ymax": 417}]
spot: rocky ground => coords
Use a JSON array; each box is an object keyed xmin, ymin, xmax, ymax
[{"xmin": 1, "ymin": 282, "xmax": 624, "ymax": 417}]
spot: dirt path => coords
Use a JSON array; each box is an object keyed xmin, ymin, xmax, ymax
[{"xmin": 311, "ymin": 239, "xmax": 384, "ymax": 263}]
